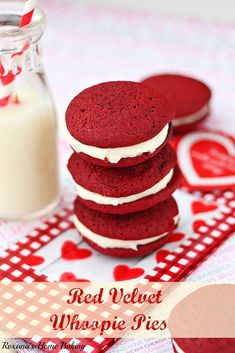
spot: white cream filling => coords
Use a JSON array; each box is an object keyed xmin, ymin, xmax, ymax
[
  {"xmin": 172, "ymin": 339, "xmax": 185, "ymax": 353},
  {"xmin": 173, "ymin": 104, "xmax": 210, "ymax": 127},
  {"xmin": 64, "ymin": 123, "xmax": 169, "ymax": 164},
  {"xmin": 74, "ymin": 215, "xmax": 179, "ymax": 251},
  {"xmin": 74, "ymin": 169, "xmax": 174, "ymax": 206}
]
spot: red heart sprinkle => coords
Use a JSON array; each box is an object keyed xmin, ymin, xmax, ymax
[
  {"xmin": 25, "ymin": 255, "xmax": 45, "ymax": 267},
  {"xmin": 113, "ymin": 265, "xmax": 145, "ymax": 281},
  {"xmin": 61, "ymin": 241, "xmax": 92, "ymax": 260},
  {"xmin": 193, "ymin": 220, "xmax": 208, "ymax": 233},
  {"xmin": 167, "ymin": 232, "xmax": 185, "ymax": 243},
  {"xmin": 192, "ymin": 201, "xmax": 217, "ymax": 215},
  {"xmin": 155, "ymin": 249, "xmax": 171, "ymax": 263},
  {"xmin": 59, "ymin": 272, "xmax": 90, "ymax": 283}
]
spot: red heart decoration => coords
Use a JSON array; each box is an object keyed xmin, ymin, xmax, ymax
[
  {"xmin": 25, "ymin": 255, "xmax": 45, "ymax": 267},
  {"xmin": 60, "ymin": 272, "xmax": 90, "ymax": 283},
  {"xmin": 113, "ymin": 265, "xmax": 145, "ymax": 281},
  {"xmin": 191, "ymin": 140, "xmax": 234, "ymax": 178},
  {"xmin": 168, "ymin": 232, "xmax": 185, "ymax": 243},
  {"xmin": 61, "ymin": 241, "xmax": 92, "ymax": 260},
  {"xmin": 192, "ymin": 201, "xmax": 217, "ymax": 215},
  {"xmin": 174, "ymin": 131, "xmax": 235, "ymax": 191},
  {"xmin": 193, "ymin": 220, "xmax": 208, "ymax": 233},
  {"xmin": 155, "ymin": 250, "xmax": 171, "ymax": 263}
]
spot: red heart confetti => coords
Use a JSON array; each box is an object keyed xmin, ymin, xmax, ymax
[
  {"xmin": 59, "ymin": 272, "xmax": 90, "ymax": 283},
  {"xmin": 192, "ymin": 201, "xmax": 217, "ymax": 215},
  {"xmin": 61, "ymin": 241, "xmax": 92, "ymax": 260},
  {"xmin": 167, "ymin": 232, "xmax": 185, "ymax": 243},
  {"xmin": 25, "ymin": 255, "xmax": 45, "ymax": 267},
  {"xmin": 155, "ymin": 249, "xmax": 171, "ymax": 263},
  {"xmin": 113, "ymin": 265, "xmax": 145, "ymax": 281},
  {"xmin": 193, "ymin": 220, "xmax": 208, "ymax": 233}
]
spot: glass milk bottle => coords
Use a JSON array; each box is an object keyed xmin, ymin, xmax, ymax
[{"xmin": 0, "ymin": 2, "xmax": 59, "ymax": 220}]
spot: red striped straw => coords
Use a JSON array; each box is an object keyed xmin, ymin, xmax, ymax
[
  {"xmin": 20, "ymin": 0, "xmax": 38, "ymax": 27},
  {"xmin": 0, "ymin": 0, "xmax": 38, "ymax": 106}
]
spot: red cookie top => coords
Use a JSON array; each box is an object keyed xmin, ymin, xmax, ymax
[
  {"xmin": 141, "ymin": 74, "xmax": 211, "ymax": 118},
  {"xmin": 66, "ymin": 81, "xmax": 174, "ymax": 148},
  {"xmin": 74, "ymin": 197, "xmax": 178, "ymax": 240},
  {"xmin": 68, "ymin": 144, "xmax": 177, "ymax": 197}
]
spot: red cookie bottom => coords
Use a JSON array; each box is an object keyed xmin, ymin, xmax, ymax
[{"xmin": 82, "ymin": 233, "xmax": 169, "ymax": 258}]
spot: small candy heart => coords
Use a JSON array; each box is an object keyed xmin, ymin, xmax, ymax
[
  {"xmin": 61, "ymin": 241, "xmax": 92, "ymax": 260},
  {"xmin": 192, "ymin": 201, "xmax": 217, "ymax": 215},
  {"xmin": 167, "ymin": 232, "xmax": 185, "ymax": 243},
  {"xmin": 59, "ymin": 272, "xmax": 90, "ymax": 283},
  {"xmin": 155, "ymin": 249, "xmax": 171, "ymax": 263},
  {"xmin": 113, "ymin": 265, "xmax": 145, "ymax": 281},
  {"xmin": 25, "ymin": 255, "xmax": 45, "ymax": 267},
  {"xmin": 193, "ymin": 220, "xmax": 208, "ymax": 233}
]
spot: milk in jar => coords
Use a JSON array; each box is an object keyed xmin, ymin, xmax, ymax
[
  {"xmin": 0, "ymin": 3, "xmax": 59, "ymax": 220},
  {"xmin": 0, "ymin": 90, "xmax": 59, "ymax": 219}
]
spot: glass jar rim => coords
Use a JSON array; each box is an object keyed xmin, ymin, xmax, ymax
[{"xmin": 0, "ymin": 1, "xmax": 46, "ymax": 52}]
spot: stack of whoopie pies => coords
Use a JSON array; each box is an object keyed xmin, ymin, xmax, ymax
[{"xmin": 65, "ymin": 81, "xmax": 181, "ymax": 258}]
